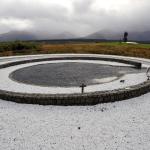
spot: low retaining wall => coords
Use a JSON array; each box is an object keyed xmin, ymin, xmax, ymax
[
  {"xmin": 0, "ymin": 80, "xmax": 149, "ymax": 105},
  {"xmin": 0, "ymin": 56, "xmax": 142, "ymax": 69}
]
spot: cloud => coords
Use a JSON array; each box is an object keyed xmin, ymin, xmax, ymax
[
  {"xmin": 73, "ymin": 0, "xmax": 94, "ymax": 13},
  {"xmin": 0, "ymin": 18, "xmax": 33, "ymax": 30},
  {"xmin": 0, "ymin": 0, "xmax": 150, "ymax": 36}
]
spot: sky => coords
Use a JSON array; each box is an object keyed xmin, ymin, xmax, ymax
[{"xmin": 0, "ymin": 0, "xmax": 150, "ymax": 36}]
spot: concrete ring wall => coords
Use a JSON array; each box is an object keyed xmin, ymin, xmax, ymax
[
  {"xmin": 0, "ymin": 56, "xmax": 142, "ymax": 69},
  {"xmin": 0, "ymin": 55, "xmax": 148, "ymax": 106},
  {"xmin": 0, "ymin": 80, "xmax": 150, "ymax": 105}
]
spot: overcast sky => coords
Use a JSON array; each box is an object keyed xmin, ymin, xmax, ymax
[{"xmin": 0, "ymin": 0, "xmax": 150, "ymax": 36}]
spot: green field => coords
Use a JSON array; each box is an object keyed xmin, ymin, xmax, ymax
[{"xmin": 0, "ymin": 41, "xmax": 150, "ymax": 59}]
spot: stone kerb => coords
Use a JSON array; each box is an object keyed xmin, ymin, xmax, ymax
[
  {"xmin": 0, "ymin": 56, "xmax": 142, "ymax": 69},
  {"xmin": 0, "ymin": 80, "xmax": 149, "ymax": 105}
]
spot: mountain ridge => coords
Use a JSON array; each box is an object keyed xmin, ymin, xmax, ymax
[
  {"xmin": 0, "ymin": 31, "xmax": 77, "ymax": 41},
  {"xmin": 85, "ymin": 30, "xmax": 150, "ymax": 41},
  {"xmin": 1, "ymin": 30, "xmax": 150, "ymax": 41}
]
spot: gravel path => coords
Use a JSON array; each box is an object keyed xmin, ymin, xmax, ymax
[{"xmin": 0, "ymin": 93, "xmax": 150, "ymax": 150}]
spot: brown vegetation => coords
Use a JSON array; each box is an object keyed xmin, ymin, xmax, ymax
[
  {"xmin": 40, "ymin": 42, "xmax": 150, "ymax": 59},
  {"xmin": 0, "ymin": 41, "xmax": 150, "ymax": 59}
]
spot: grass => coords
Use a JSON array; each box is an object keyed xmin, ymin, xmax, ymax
[
  {"xmin": 40, "ymin": 42, "xmax": 150, "ymax": 59},
  {"xmin": 0, "ymin": 41, "xmax": 150, "ymax": 59}
]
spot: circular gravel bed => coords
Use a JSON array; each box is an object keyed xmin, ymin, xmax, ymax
[
  {"xmin": 10, "ymin": 62, "xmax": 143, "ymax": 87},
  {"xmin": 0, "ymin": 54, "xmax": 149, "ymax": 105}
]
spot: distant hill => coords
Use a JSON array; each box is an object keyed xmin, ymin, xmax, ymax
[
  {"xmin": 0, "ymin": 31, "xmax": 37, "ymax": 41},
  {"xmin": 128, "ymin": 31, "xmax": 150, "ymax": 41},
  {"xmin": 84, "ymin": 30, "xmax": 120, "ymax": 40},
  {"xmin": 45, "ymin": 32, "xmax": 76, "ymax": 40},
  {"xmin": 0, "ymin": 31, "xmax": 77, "ymax": 42},
  {"xmin": 1, "ymin": 30, "xmax": 150, "ymax": 42},
  {"xmin": 85, "ymin": 30, "xmax": 150, "ymax": 41}
]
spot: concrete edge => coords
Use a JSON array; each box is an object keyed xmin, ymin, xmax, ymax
[
  {"xmin": 0, "ymin": 80, "xmax": 149, "ymax": 105},
  {"xmin": 0, "ymin": 56, "xmax": 142, "ymax": 69}
]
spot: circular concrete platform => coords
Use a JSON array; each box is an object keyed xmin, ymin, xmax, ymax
[{"xmin": 0, "ymin": 54, "xmax": 149, "ymax": 105}]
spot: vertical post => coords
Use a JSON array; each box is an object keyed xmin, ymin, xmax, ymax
[
  {"xmin": 80, "ymin": 83, "xmax": 86, "ymax": 94},
  {"xmin": 146, "ymin": 67, "xmax": 150, "ymax": 80}
]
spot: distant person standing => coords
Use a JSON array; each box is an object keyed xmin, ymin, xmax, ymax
[{"xmin": 123, "ymin": 32, "xmax": 128, "ymax": 42}]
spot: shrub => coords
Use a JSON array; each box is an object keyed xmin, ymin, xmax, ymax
[{"xmin": 0, "ymin": 41, "xmax": 38, "ymax": 52}]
